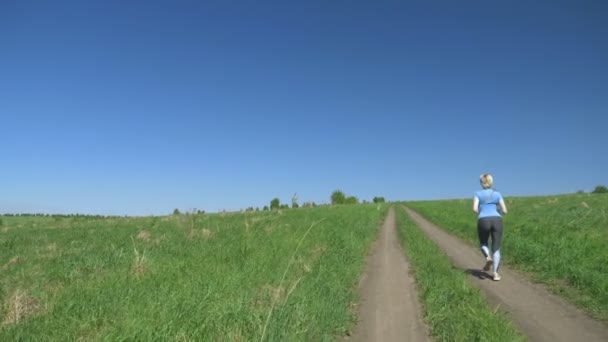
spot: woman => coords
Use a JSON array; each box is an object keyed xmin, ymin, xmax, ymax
[{"xmin": 473, "ymin": 173, "xmax": 508, "ymax": 281}]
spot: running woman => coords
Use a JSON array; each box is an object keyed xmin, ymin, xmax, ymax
[{"xmin": 473, "ymin": 173, "xmax": 508, "ymax": 281}]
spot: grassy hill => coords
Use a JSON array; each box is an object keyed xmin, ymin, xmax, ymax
[
  {"xmin": 406, "ymin": 192, "xmax": 608, "ymax": 321},
  {"xmin": 0, "ymin": 204, "xmax": 388, "ymax": 340}
]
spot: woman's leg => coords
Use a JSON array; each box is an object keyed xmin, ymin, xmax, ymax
[
  {"xmin": 477, "ymin": 218, "xmax": 491, "ymax": 258},
  {"xmin": 490, "ymin": 218, "xmax": 504, "ymax": 273}
]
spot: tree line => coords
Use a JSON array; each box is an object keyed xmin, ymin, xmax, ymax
[{"xmin": 264, "ymin": 190, "xmax": 386, "ymax": 211}]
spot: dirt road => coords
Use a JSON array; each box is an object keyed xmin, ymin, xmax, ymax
[
  {"xmin": 404, "ymin": 206, "xmax": 608, "ymax": 342},
  {"xmin": 349, "ymin": 207, "xmax": 429, "ymax": 341}
]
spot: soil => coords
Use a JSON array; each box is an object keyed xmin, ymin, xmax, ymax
[{"xmin": 348, "ymin": 207, "xmax": 430, "ymax": 341}]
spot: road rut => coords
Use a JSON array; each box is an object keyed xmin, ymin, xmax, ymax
[{"xmin": 349, "ymin": 207, "xmax": 429, "ymax": 341}]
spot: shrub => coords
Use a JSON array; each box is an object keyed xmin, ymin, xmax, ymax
[
  {"xmin": 373, "ymin": 196, "xmax": 386, "ymax": 203},
  {"xmin": 291, "ymin": 193, "xmax": 299, "ymax": 209},
  {"xmin": 263, "ymin": 206, "xmax": 269, "ymax": 211},
  {"xmin": 270, "ymin": 198, "xmax": 280, "ymax": 210},
  {"xmin": 592, "ymin": 185, "xmax": 608, "ymax": 194},
  {"xmin": 331, "ymin": 190, "xmax": 346, "ymax": 205},
  {"xmin": 345, "ymin": 196, "xmax": 358, "ymax": 205}
]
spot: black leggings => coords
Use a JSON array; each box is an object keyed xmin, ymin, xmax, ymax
[{"xmin": 477, "ymin": 217, "xmax": 503, "ymax": 253}]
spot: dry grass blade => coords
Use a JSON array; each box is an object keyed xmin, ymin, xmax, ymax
[
  {"xmin": 259, "ymin": 218, "xmax": 326, "ymax": 342},
  {"xmin": 283, "ymin": 277, "xmax": 303, "ymax": 306},
  {"xmin": 1, "ymin": 256, "xmax": 22, "ymax": 271},
  {"xmin": 2, "ymin": 289, "xmax": 41, "ymax": 326},
  {"xmin": 131, "ymin": 237, "xmax": 147, "ymax": 277},
  {"xmin": 136, "ymin": 230, "xmax": 151, "ymax": 241}
]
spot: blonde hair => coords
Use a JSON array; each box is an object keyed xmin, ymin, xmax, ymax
[{"xmin": 480, "ymin": 173, "xmax": 493, "ymax": 189}]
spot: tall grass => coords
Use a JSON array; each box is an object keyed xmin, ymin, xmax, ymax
[
  {"xmin": 394, "ymin": 207, "xmax": 524, "ymax": 341},
  {"xmin": 407, "ymin": 193, "xmax": 608, "ymax": 321},
  {"xmin": 0, "ymin": 204, "xmax": 389, "ymax": 340}
]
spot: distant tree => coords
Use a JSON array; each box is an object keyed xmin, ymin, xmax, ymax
[
  {"xmin": 345, "ymin": 196, "xmax": 358, "ymax": 205},
  {"xmin": 592, "ymin": 185, "xmax": 608, "ymax": 194},
  {"xmin": 291, "ymin": 193, "xmax": 299, "ymax": 209},
  {"xmin": 302, "ymin": 202, "xmax": 316, "ymax": 208},
  {"xmin": 331, "ymin": 190, "xmax": 346, "ymax": 205},
  {"xmin": 245, "ymin": 207, "xmax": 254, "ymax": 212},
  {"xmin": 270, "ymin": 198, "xmax": 280, "ymax": 210},
  {"xmin": 373, "ymin": 196, "xmax": 386, "ymax": 203},
  {"xmin": 576, "ymin": 190, "xmax": 585, "ymax": 194},
  {"xmin": 280, "ymin": 204, "xmax": 289, "ymax": 209},
  {"xmin": 173, "ymin": 208, "xmax": 181, "ymax": 215},
  {"xmin": 263, "ymin": 206, "xmax": 269, "ymax": 211}
]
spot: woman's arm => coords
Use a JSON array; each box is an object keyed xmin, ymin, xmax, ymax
[
  {"xmin": 473, "ymin": 196, "xmax": 479, "ymax": 214},
  {"xmin": 499, "ymin": 198, "xmax": 508, "ymax": 214}
]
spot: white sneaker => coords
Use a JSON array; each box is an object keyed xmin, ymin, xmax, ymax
[
  {"xmin": 493, "ymin": 272, "xmax": 501, "ymax": 281},
  {"xmin": 483, "ymin": 256, "xmax": 493, "ymax": 271}
]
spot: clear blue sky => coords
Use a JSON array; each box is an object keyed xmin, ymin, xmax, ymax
[{"xmin": 1, "ymin": 1, "xmax": 607, "ymax": 215}]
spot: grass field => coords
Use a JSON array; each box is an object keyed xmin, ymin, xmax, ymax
[
  {"xmin": 406, "ymin": 193, "xmax": 608, "ymax": 321},
  {"xmin": 394, "ymin": 206, "xmax": 524, "ymax": 341},
  {"xmin": 0, "ymin": 204, "xmax": 389, "ymax": 341}
]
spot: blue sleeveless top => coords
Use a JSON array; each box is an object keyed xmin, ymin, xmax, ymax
[{"xmin": 475, "ymin": 189, "xmax": 503, "ymax": 219}]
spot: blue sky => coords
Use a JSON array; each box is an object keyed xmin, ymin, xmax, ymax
[{"xmin": 1, "ymin": 1, "xmax": 607, "ymax": 215}]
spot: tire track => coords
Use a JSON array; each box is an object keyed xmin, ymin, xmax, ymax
[{"xmin": 349, "ymin": 207, "xmax": 430, "ymax": 341}]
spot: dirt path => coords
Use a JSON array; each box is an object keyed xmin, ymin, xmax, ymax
[
  {"xmin": 404, "ymin": 206, "xmax": 608, "ymax": 342},
  {"xmin": 349, "ymin": 207, "xmax": 429, "ymax": 342}
]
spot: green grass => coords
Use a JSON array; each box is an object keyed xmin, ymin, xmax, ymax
[
  {"xmin": 0, "ymin": 204, "xmax": 389, "ymax": 341},
  {"xmin": 406, "ymin": 193, "xmax": 608, "ymax": 321},
  {"xmin": 394, "ymin": 206, "xmax": 524, "ymax": 341}
]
